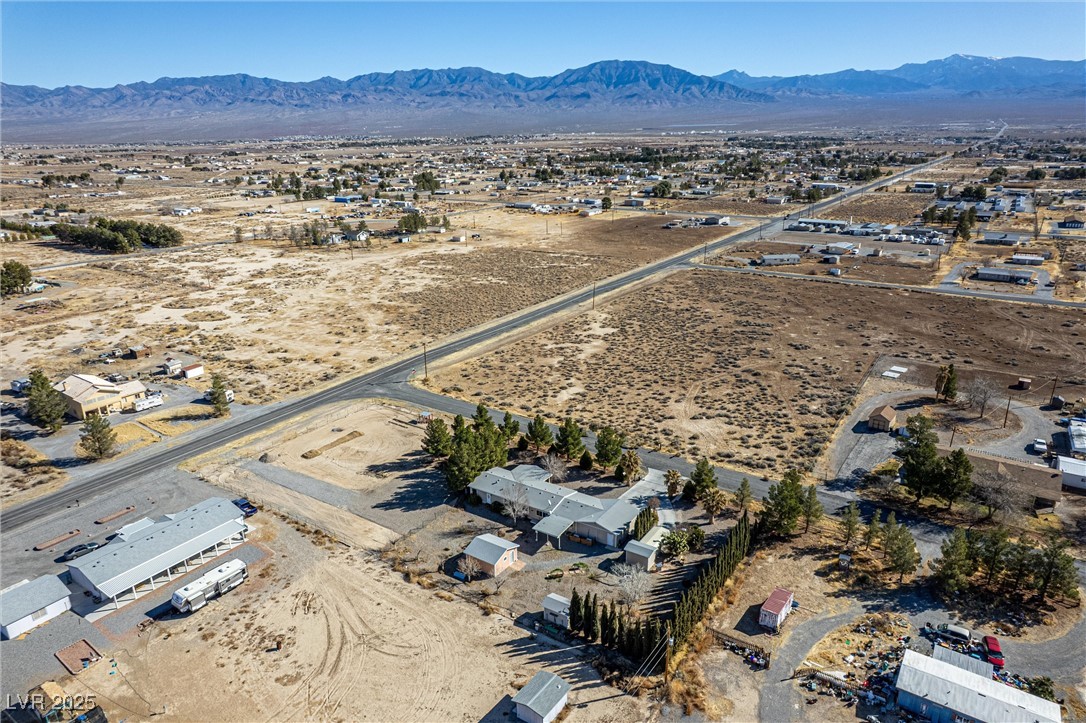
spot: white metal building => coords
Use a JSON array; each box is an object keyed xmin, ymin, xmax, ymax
[
  {"xmin": 541, "ymin": 593, "xmax": 570, "ymax": 629},
  {"xmin": 895, "ymin": 649, "xmax": 1060, "ymax": 723},
  {"xmin": 1056, "ymin": 455, "xmax": 1086, "ymax": 490},
  {"xmin": 66, "ymin": 498, "xmax": 247, "ymax": 609},
  {"xmin": 0, "ymin": 575, "xmax": 72, "ymax": 640},
  {"xmin": 511, "ymin": 670, "xmax": 570, "ymax": 723}
]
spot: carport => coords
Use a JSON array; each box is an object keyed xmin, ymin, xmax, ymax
[{"xmin": 532, "ymin": 515, "xmax": 574, "ymax": 550}]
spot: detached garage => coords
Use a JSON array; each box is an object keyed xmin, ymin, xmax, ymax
[{"xmin": 0, "ymin": 575, "xmax": 72, "ymax": 640}]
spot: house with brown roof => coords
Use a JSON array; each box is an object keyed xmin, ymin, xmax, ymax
[
  {"xmin": 53, "ymin": 374, "xmax": 147, "ymax": 420},
  {"xmin": 868, "ymin": 405, "xmax": 898, "ymax": 432}
]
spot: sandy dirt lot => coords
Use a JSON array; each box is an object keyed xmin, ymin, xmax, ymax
[
  {"xmin": 2, "ymin": 213, "xmax": 731, "ymax": 404},
  {"xmin": 62, "ymin": 518, "xmax": 649, "ymax": 723},
  {"xmin": 430, "ymin": 269, "xmax": 1085, "ymax": 475},
  {"xmin": 258, "ymin": 403, "xmax": 423, "ymax": 492},
  {"xmin": 827, "ymin": 191, "xmax": 934, "ymax": 225},
  {"xmin": 716, "ymin": 241, "xmax": 940, "ymax": 286}
]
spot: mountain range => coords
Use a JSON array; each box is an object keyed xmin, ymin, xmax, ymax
[{"xmin": 2, "ymin": 55, "xmax": 1083, "ymax": 142}]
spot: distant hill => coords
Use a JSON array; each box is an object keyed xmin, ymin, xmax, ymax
[
  {"xmin": 2, "ymin": 55, "xmax": 1083, "ymax": 141},
  {"xmin": 714, "ymin": 54, "xmax": 1085, "ymax": 97}
]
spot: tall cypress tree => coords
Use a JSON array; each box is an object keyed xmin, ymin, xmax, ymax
[{"xmin": 569, "ymin": 589, "xmax": 582, "ymax": 632}]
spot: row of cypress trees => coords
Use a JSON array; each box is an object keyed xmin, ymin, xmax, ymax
[
  {"xmin": 568, "ymin": 590, "xmax": 665, "ymax": 663},
  {"xmin": 669, "ymin": 511, "xmax": 751, "ymax": 649}
]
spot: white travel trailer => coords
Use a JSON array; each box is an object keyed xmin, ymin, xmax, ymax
[
  {"xmin": 133, "ymin": 396, "xmax": 164, "ymax": 412},
  {"xmin": 171, "ymin": 559, "xmax": 247, "ymax": 613}
]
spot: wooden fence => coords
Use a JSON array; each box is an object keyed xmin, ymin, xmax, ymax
[{"xmin": 708, "ymin": 628, "xmax": 771, "ymax": 667}]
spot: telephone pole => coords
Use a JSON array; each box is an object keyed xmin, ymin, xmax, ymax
[
  {"xmin": 1050, "ymin": 376, "xmax": 1060, "ymax": 405},
  {"xmin": 422, "ymin": 342, "xmax": 429, "ymax": 381},
  {"xmin": 1003, "ymin": 394, "xmax": 1012, "ymax": 428},
  {"xmin": 591, "ymin": 282, "xmax": 596, "ymax": 310}
]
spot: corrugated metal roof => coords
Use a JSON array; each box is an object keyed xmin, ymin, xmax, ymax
[
  {"xmin": 533, "ymin": 515, "xmax": 574, "ymax": 538},
  {"xmin": 590, "ymin": 500, "xmax": 639, "ymax": 533},
  {"xmin": 0, "ymin": 576, "xmax": 71, "ymax": 626},
  {"xmin": 623, "ymin": 538, "xmax": 657, "ymax": 558},
  {"xmin": 511, "ymin": 670, "xmax": 570, "ymax": 717},
  {"xmin": 932, "ymin": 644, "xmax": 993, "ymax": 678},
  {"xmin": 762, "ymin": 588, "xmax": 793, "ymax": 616},
  {"xmin": 896, "ymin": 649, "xmax": 1060, "ymax": 723},
  {"xmin": 67, "ymin": 498, "xmax": 244, "ymax": 599},
  {"xmin": 463, "ymin": 534, "xmax": 518, "ymax": 566},
  {"xmin": 542, "ymin": 593, "xmax": 570, "ymax": 614}
]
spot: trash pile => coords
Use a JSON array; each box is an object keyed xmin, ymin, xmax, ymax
[{"xmin": 717, "ymin": 637, "xmax": 768, "ymax": 670}]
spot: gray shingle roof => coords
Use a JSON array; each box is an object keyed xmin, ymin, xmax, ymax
[
  {"xmin": 511, "ymin": 670, "xmax": 570, "ymax": 717},
  {"xmin": 463, "ymin": 534, "xmax": 518, "ymax": 566},
  {"xmin": 0, "ymin": 575, "xmax": 70, "ymax": 626}
]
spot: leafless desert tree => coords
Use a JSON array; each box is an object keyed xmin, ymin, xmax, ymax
[
  {"xmin": 458, "ymin": 555, "xmax": 481, "ymax": 582},
  {"xmin": 966, "ymin": 377, "xmax": 999, "ymax": 418},
  {"xmin": 612, "ymin": 562, "xmax": 653, "ymax": 608},
  {"xmin": 540, "ymin": 451, "xmax": 567, "ymax": 482}
]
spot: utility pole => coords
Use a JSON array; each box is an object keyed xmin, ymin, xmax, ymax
[
  {"xmin": 422, "ymin": 342, "xmax": 429, "ymax": 381},
  {"xmin": 949, "ymin": 425, "xmax": 958, "ymax": 448},
  {"xmin": 703, "ymin": 242, "xmax": 708, "ymax": 264},
  {"xmin": 664, "ymin": 627, "xmax": 674, "ymax": 689},
  {"xmin": 1050, "ymin": 376, "xmax": 1060, "ymax": 405},
  {"xmin": 1003, "ymin": 394, "xmax": 1012, "ymax": 428},
  {"xmin": 591, "ymin": 282, "xmax": 596, "ymax": 310}
]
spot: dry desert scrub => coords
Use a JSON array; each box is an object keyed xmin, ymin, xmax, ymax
[{"xmin": 433, "ymin": 269, "xmax": 1084, "ymax": 475}]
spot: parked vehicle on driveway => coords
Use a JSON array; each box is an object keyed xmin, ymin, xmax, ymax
[
  {"xmin": 1032, "ymin": 439, "xmax": 1048, "ymax": 455},
  {"xmin": 61, "ymin": 542, "xmax": 101, "ymax": 561},
  {"xmin": 232, "ymin": 498, "xmax": 258, "ymax": 517},
  {"xmin": 982, "ymin": 635, "xmax": 1005, "ymax": 667}
]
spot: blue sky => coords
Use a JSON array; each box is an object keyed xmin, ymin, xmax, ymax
[{"xmin": 3, "ymin": 1, "xmax": 1084, "ymax": 88}]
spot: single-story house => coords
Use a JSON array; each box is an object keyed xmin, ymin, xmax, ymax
[
  {"xmin": 1009, "ymin": 254, "xmax": 1045, "ymax": 265},
  {"xmin": 975, "ymin": 267, "xmax": 1036, "ymax": 283},
  {"xmin": 181, "ymin": 364, "xmax": 204, "ymax": 379},
  {"xmin": 128, "ymin": 344, "xmax": 151, "ymax": 359},
  {"xmin": 938, "ymin": 448, "xmax": 1063, "ymax": 510},
  {"xmin": 623, "ymin": 525, "xmax": 668, "ymax": 571},
  {"xmin": 160, "ymin": 359, "xmax": 183, "ymax": 375},
  {"xmin": 980, "ymin": 231, "xmax": 1026, "ymax": 246},
  {"xmin": 53, "ymin": 374, "xmax": 147, "ymax": 420},
  {"xmin": 511, "ymin": 670, "xmax": 570, "ymax": 723},
  {"xmin": 1057, "ymin": 216, "xmax": 1084, "ymax": 229},
  {"xmin": 541, "ymin": 593, "xmax": 571, "ymax": 629},
  {"xmin": 1069, "ymin": 420, "xmax": 1086, "ymax": 459},
  {"xmin": 0, "ymin": 575, "xmax": 72, "ymax": 640},
  {"xmin": 470, "ymin": 466, "xmax": 639, "ymax": 548},
  {"xmin": 895, "ymin": 649, "xmax": 1060, "ymax": 723},
  {"xmin": 759, "ymin": 254, "xmax": 801, "ymax": 266},
  {"xmin": 868, "ymin": 405, "xmax": 897, "ymax": 432},
  {"xmin": 1056, "ymin": 455, "xmax": 1086, "ymax": 490},
  {"xmin": 462, "ymin": 534, "xmax": 519, "ymax": 577},
  {"xmin": 759, "ymin": 587, "xmax": 794, "ymax": 631}
]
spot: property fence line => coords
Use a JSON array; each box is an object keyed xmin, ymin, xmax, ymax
[
  {"xmin": 708, "ymin": 628, "xmax": 772, "ymax": 667},
  {"xmin": 793, "ymin": 668, "xmax": 865, "ymax": 693}
]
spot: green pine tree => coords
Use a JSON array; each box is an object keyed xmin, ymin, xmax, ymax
[
  {"xmin": 569, "ymin": 589, "xmax": 582, "ymax": 632},
  {"xmin": 555, "ymin": 417, "xmax": 585, "ymax": 460},
  {"xmin": 422, "ymin": 417, "xmax": 453, "ymax": 458},
  {"xmin": 690, "ymin": 458, "xmax": 717, "ymax": 500},
  {"xmin": 78, "ymin": 413, "xmax": 117, "ymax": 460},
  {"xmin": 579, "ymin": 449, "xmax": 594, "ymax": 471},
  {"xmin": 208, "ymin": 374, "xmax": 231, "ymax": 418},
  {"xmin": 593, "ymin": 426, "xmax": 624, "ymax": 468},
  {"xmin": 25, "ymin": 369, "xmax": 67, "ymax": 432},
  {"xmin": 526, "ymin": 415, "xmax": 553, "ymax": 451}
]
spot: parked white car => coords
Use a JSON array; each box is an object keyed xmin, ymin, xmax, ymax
[{"xmin": 1032, "ymin": 439, "xmax": 1048, "ymax": 455}]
